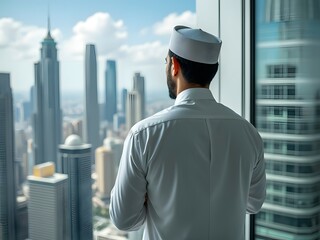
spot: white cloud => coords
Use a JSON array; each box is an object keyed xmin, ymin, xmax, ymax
[
  {"xmin": 0, "ymin": 17, "xmax": 61, "ymax": 60},
  {"xmin": 61, "ymin": 12, "xmax": 127, "ymax": 59},
  {"xmin": 117, "ymin": 41, "xmax": 167, "ymax": 64},
  {"xmin": 153, "ymin": 11, "xmax": 196, "ymax": 36},
  {"xmin": 0, "ymin": 18, "xmax": 21, "ymax": 46}
]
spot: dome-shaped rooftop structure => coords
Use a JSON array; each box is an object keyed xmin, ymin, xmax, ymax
[{"xmin": 64, "ymin": 134, "xmax": 83, "ymax": 146}]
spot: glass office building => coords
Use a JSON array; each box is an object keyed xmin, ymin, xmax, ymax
[{"xmin": 255, "ymin": 1, "xmax": 320, "ymax": 239}]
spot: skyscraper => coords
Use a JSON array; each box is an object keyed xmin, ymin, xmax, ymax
[
  {"xmin": 84, "ymin": 44, "xmax": 100, "ymax": 163},
  {"xmin": 33, "ymin": 18, "xmax": 62, "ymax": 169},
  {"xmin": 0, "ymin": 73, "xmax": 16, "ymax": 240},
  {"xmin": 121, "ymin": 88, "xmax": 128, "ymax": 115},
  {"xmin": 27, "ymin": 139, "xmax": 34, "ymax": 175},
  {"xmin": 30, "ymin": 85, "xmax": 35, "ymax": 114},
  {"xmin": 103, "ymin": 132, "xmax": 124, "ymax": 169},
  {"xmin": 111, "ymin": 88, "xmax": 128, "ymax": 132},
  {"xmin": 105, "ymin": 60, "xmax": 117, "ymax": 123},
  {"xmin": 59, "ymin": 134, "xmax": 92, "ymax": 240},
  {"xmin": 95, "ymin": 146, "xmax": 116, "ymax": 199},
  {"xmin": 255, "ymin": 1, "xmax": 320, "ymax": 239},
  {"xmin": 126, "ymin": 90, "xmax": 142, "ymax": 130},
  {"xmin": 15, "ymin": 129, "xmax": 28, "ymax": 187},
  {"xmin": 16, "ymin": 195, "xmax": 28, "ymax": 240},
  {"xmin": 133, "ymin": 72, "xmax": 145, "ymax": 118},
  {"xmin": 28, "ymin": 162, "xmax": 69, "ymax": 240}
]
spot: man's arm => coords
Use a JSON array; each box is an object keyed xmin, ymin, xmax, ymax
[
  {"xmin": 109, "ymin": 132, "xmax": 147, "ymax": 231},
  {"xmin": 247, "ymin": 144, "xmax": 266, "ymax": 214}
]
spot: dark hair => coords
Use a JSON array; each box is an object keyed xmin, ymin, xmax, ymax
[{"xmin": 168, "ymin": 50, "xmax": 219, "ymax": 86}]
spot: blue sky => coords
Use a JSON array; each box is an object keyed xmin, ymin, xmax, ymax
[{"xmin": 0, "ymin": 0, "xmax": 196, "ymax": 101}]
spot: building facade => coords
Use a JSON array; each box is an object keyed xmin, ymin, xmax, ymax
[
  {"xmin": 95, "ymin": 146, "xmax": 116, "ymax": 199},
  {"xmin": 59, "ymin": 134, "xmax": 92, "ymax": 240},
  {"xmin": 84, "ymin": 44, "xmax": 100, "ymax": 162},
  {"xmin": 16, "ymin": 195, "xmax": 28, "ymax": 240},
  {"xmin": 0, "ymin": 73, "xmax": 16, "ymax": 240},
  {"xmin": 133, "ymin": 72, "xmax": 145, "ymax": 118},
  {"xmin": 121, "ymin": 88, "xmax": 128, "ymax": 115},
  {"xmin": 103, "ymin": 133, "xmax": 124, "ymax": 169},
  {"xmin": 32, "ymin": 22, "xmax": 62, "ymax": 169},
  {"xmin": 126, "ymin": 91, "xmax": 142, "ymax": 131},
  {"xmin": 28, "ymin": 163, "xmax": 69, "ymax": 240},
  {"xmin": 105, "ymin": 60, "xmax": 117, "ymax": 123},
  {"xmin": 255, "ymin": 1, "xmax": 320, "ymax": 239}
]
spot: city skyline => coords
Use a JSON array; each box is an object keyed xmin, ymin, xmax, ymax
[{"xmin": 0, "ymin": 0, "xmax": 196, "ymax": 101}]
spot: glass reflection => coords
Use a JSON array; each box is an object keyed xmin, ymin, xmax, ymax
[{"xmin": 255, "ymin": 0, "xmax": 320, "ymax": 239}]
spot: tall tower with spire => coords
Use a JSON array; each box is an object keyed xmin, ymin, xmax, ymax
[{"xmin": 32, "ymin": 16, "xmax": 62, "ymax": 169}]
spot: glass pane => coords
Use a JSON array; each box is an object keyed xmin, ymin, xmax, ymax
[{"xmin": 255, "ymin": 0, "xmax": 320, "ymax": 239}]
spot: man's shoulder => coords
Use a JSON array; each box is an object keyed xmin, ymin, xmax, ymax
[
  {"xmin": 130, "ymin": 101, "xmax": 260, "ymax": 139},
  {"xmin": 130, "ymin": 106, "xmax": 174, "ymax": 134},
  {"xmin": 213, "ymin": 103, "xmax": 262, "ymax": 139}
]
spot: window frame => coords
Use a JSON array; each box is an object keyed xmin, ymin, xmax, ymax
[{"xmin": 249, "ymin": 0, "xmax": 256, "ymax": 239}]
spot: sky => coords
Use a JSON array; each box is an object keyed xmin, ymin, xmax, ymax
[{"xmin": 0, "ymin": 0, "xmax": 196, "ymax": 102}]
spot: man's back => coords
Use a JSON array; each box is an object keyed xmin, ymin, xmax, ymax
[{"xmin": 110, "ymin": 88, "xmax": 266, "ymax": 240}]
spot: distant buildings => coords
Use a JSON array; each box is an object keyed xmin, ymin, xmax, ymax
[
  {"xmin": 103, "ymin": 132, "xmax": 124, "ymax": 169},
  {"xmin": 84, "ymin": 44, "xmax": 100, "ymax": 162},
  {"xmin": 113, "ymin": 113, "xmax": 126, "ymax": 132},
  {"xmin": 16, "ymin": 101, "xmax": 31, "ymax": 124},
  {"xmin": 133, "ymin": 72, "xmax": 145, "ymax": 118},
  {"xmin": 105, "ymin": 60, "xmax": 117, "ymax": 123},
  {"xmin": 32, "ymin": 20, "xmax": 62, "ymax": 169},
  {"xmin": 111, "ymin": 88, "xmax": 128, "ymax": 132},
  {"xmin": 16, "ymin": 195, "xmax": 28, "ymax": 240},
  {"xmin": 27, "ymin": 139, "xmax": 34, "ymax": 176},
  {"xmin": 72, "ymin": 119, "xmax": 83, "ymax": 139},
  {"xmin": 121, "ymin": 88, "xmax": 128, "ymax": 115},
  {"xmin": 95, "ymin": 146, "xmax": 116, "ymax": 199},
  {"xmin": 28, "ymin": 162, "xmax": 69, "ymax": 240},
  {"xmin": 126, "ymin": 90, "xmax": 142, "ymax": 130},
  {"xmin": 125, "ymin": 73, "xmax": 146, "ymax": 130},
  {"xmin": 59, "ymin": 134, "xmax": 92, "ymax": 240},
  {"xmin": 15, "ymin": 129, "xmax": 28, "ymax": 188},
  {"xmin": 0, "ymin": 73, "xmax": 16, "ymax": 240}
]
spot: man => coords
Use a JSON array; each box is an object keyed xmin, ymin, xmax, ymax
[{"xmin": 110, "ymin": 25, "xmax": 266, "ymax": 240}]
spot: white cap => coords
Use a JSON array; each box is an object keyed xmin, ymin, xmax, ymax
[{"xmin": 169, "ymin": 25, "xmax": 222, "ymax": 64}]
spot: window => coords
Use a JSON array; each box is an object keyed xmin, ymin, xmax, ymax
[
  {"xmin": 254, "ymin": 0, "xmax": 320, "ymax": 239},
  {"xmin": 287, "ymin": 86, "xmax": 296, "ymax": 98},
  {"xmin": 287, "ymin": 108, "xmax": 296, "ymax": 117},
  {"xmin": 274, "ymin": 107, "xmax": 283, "ymax": 116},
  {"xmin": 287, "ymin": 143, "xmax": 295, "ymax": 151},
  {"xmin": 266, "ymin": 64, "xmax": 297, "ymax": 78}
]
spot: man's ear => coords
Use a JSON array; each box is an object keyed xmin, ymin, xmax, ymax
[{"xmin": 171, "ymin": 57, "xmax": 180, "ymax": 76}]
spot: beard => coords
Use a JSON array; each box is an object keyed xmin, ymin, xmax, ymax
[{"xmin": 166, "ymin": 61, "xmax": 177, "ymax": 99}]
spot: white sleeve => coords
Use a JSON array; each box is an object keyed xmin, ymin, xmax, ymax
[
  {"xmin": 109, "ymin": 132, "xmax": 147, "ymax": 231},
  {"xmin": 247, "ymin": 142, "xmax": 266, "ymax": 214}
]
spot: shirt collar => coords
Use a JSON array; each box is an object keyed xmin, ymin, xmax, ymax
[{"xmin": 174, "ymin": 88, "xmax": 216, "ymax": 105}]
